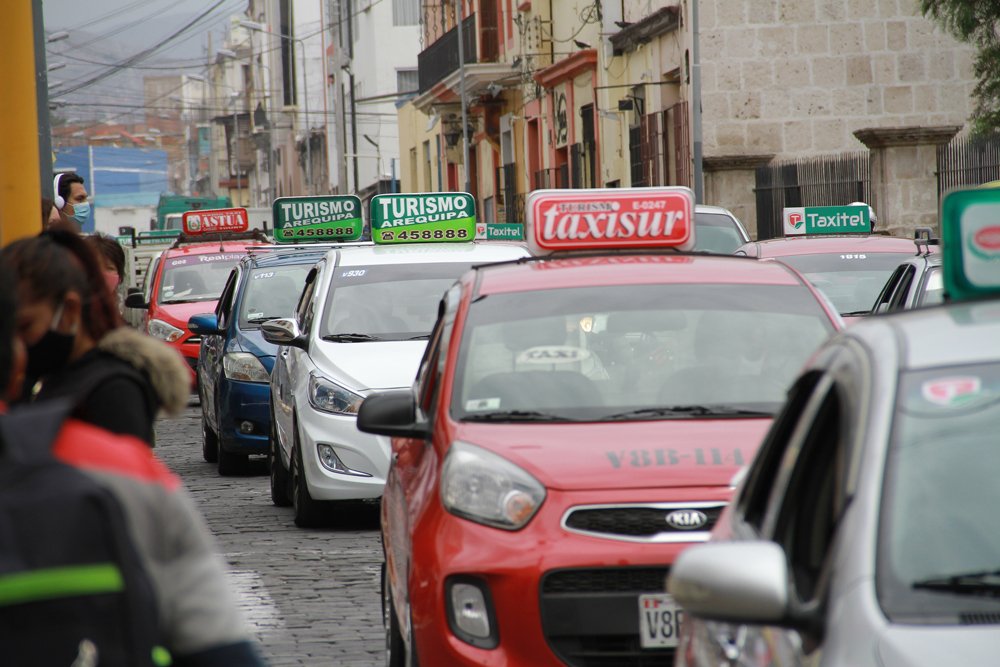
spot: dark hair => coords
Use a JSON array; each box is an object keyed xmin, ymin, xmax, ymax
[
  {"xmin": 57, "ymin": 173, "xmax": 85, "ymax": 202},
  {"xmin": 41, "ymin": 198, "xmax": 54, "ymax": 228},
  {"xmin": 86, "ymin": 234, "xmax": 126, "ymax": 280},
  {"xmin": 0, "ymin": 230, "xmax": 122, "ymax": 341},
  {"xmin": 0, "ymin": 260, "xmax": 14, "ymax": 391}
]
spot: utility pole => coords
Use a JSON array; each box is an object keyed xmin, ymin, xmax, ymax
[
  {"xmin": 1, "ymin": 2, "xmax": 42, "ymax": 243},
  {"xmin": 455, "ymin": 0, "xmax": 471, "ymax": 193},
  {"xmin": 691, "ymin": 0, "xmax": 704, "ymax": 204},
  {"xmin": 33, "ymin": 0, "xmax": 53, "ymax": 199}
]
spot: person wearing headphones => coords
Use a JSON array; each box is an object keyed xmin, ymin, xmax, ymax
[{"xmin": 54, "ymin": 172, "xmax": 93, "ymax": 232}]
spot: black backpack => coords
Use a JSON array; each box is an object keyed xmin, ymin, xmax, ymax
[{"xmin": 0, "ymin": 400, "xmax": 165, "ymax": 666}]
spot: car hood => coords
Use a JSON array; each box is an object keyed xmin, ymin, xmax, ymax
[
  {"xmin": 876, "ymin": 623, "xmax": 1000, "ymax": 667},
  {"xmin": 452, "ymin": 419, "xmax": 772, "ymax": 491},
  {"xmin": 155, "ymin": 300, "xmax": 219, "ymax": 328},
  {"xmin": 312, "ymin": 340, "xmax": 427, "ymax": 391}
]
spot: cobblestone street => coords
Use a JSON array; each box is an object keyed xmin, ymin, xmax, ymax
[{"xmin": 155, "ymin": 404, "xmax": 384, "ymax": 666}]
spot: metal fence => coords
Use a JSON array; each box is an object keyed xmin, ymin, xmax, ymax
[
  {"xmin": 754, "ymin": 152, "xmax": 870, "ymax": 240},
  {"xmin": 937, "ymin": 134, "xmax": 1000, "ymax": 197}
]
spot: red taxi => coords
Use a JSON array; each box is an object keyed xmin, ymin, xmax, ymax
[
  {"xmin": 736, "ymin": 204, "xmax": 929, "ymax": 320},
  {"xmin": 124, "ymin": 208, "xmax": 267, "ymax": 386},
  {"xmin": 358, "ymin": 188, "xmax": 842, "ymax": 667}
]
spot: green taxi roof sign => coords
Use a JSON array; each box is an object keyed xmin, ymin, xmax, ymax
[
  {"xmin": 370, "ymin": 192, "xmax": 476, "ymax": 244},
  {"xmin": 272, "ymin": 195, "xmax": 363, "ymax": 243},
  {"xmin": 782, "ymin": 205, "xmax": 871, "ymax": 236},
  {"xmin": 941, "ymin": 187, "xmax": 1000, "ymax": 302}
]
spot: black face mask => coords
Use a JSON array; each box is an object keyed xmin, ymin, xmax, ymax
[{"xmin": 24, "ymin": 302, "xmax": 77, "ymax": 382}]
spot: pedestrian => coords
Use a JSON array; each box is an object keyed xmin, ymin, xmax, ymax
[
  {"xmin": 2, "ymin": 229, "xmax": 188, "ymax": 445},
  {"xmin": 86, "ymin": 232, "xmax": 127, "ymax": 311},
  {"xmin": 0, "ymin": 258, "xmax": 268, "ymax": 667},
  {"xmin": 55, "ymin": 171, "xmax": 92, "ymax": 231},
  {"xmin": 42, "ymin": 195, "xmax": 76, "ymax": 232}
]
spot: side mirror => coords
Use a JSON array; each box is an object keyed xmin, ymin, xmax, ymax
[
  {"xmin": 188, "ymin": 313, "xmax": 223, "ymax": 336},
  {"xmin": 261, "ymin": 318, "xmax": 307, "ymax": 350},
  {"xmin": 357, "ymin": 390, "xmax": 430, "ymax": 440},
  {"xmin": 124, "ymin": 292, "xmax": 148, "ymax": 309}
]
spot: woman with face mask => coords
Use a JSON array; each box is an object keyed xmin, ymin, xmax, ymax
[{"xmin": 1, "ymin": 230, "xmax": 188, "ymax": 445}]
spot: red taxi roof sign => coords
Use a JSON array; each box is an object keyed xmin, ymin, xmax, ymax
[
  {"xmin": 182, "ymin": 207, "xmax": 249, "ymax": 235},
  {"xmin": 525, "ymin": 187, "xmax": 695, "ymax": 255}
]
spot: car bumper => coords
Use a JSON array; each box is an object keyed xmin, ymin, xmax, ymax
[
  {"xmin": 297, "ymin": 403, "xmax": 390, "ymax": 501},
  {"xmin": 405, "ymin": 486, "xmax": 729, "ymax": 667},
  {"xmin": 218, "ymin": 378, "xmax": 271, "ymax": 454}
]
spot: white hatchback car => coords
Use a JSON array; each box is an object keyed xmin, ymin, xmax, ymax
[{"xmin": 263, "ymin": 241, "xmax": 529, "ymax": 527}]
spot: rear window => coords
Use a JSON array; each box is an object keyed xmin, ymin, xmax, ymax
[
  {"xmin": 778, "ymin": 252, "xmax": 912, "ymax": 317},
  {"xmin": 694, "ymin": 212, "xmax": 746, "ymax": 254}
]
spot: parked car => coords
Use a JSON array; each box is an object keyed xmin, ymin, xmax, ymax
[
  {"xmin": 871, "ymin": 228, "xmax": 943, "ymax": 314},
  {"xmin": 694, "ymin": 204, "xmax": 750, "ymax": 253}
]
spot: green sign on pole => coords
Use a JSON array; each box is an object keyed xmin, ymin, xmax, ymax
[
  {"xmin": 272, "ymin": 195, "xmax": 363, "ymax": 243},
  {"xmin": 781, "ymin": 205, "xmax": 871, "ymax": 236},
  {"xmin": 476, "ymin": 223, "xmax": 524, "ymax": 241},
  {"xmin": 370, "ymin": 192, "xmax": 476, "ymax": 244},
  {"xmin": 941, "ymin": 187, "xmax": 1000, "ymax": 302}
]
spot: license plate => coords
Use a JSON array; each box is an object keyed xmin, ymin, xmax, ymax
[{"xmin": 638, "ymin": 593, "xmax": 684, "ymax": 649}]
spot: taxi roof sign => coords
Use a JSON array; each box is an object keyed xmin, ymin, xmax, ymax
[
  {"xmin": 941, "ymin": 187, "xmax": 1000, "ymax": 301},
  {"xmin": 782, "ymin": 205, "xmax": 871, "ymax": 236},
  {"xmin": 525, "ymin": 187, "xmax": 695, "ymax": 255},
  {"xmin": 273, "ymin": 195, "xmax": 363, "ymax": 243},
  {"xmin": 182, "ymin": 207, "xmax": 249, "ymax": 235},
  {"xmin": 370, "ymin": 192, "xmax": 476, "ymax": 244}
]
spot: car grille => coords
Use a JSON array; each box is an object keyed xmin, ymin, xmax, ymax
[
  {"xmin": 540, "ymin": 567, "xmax": 674, "ymax": 667},
  {"xmin": 186, "ymin": 335, "xmax": 202, "ymax": 345},
  {"xmin": 563, "ymin": 502, "xmax": 725, "ymax": 542}
]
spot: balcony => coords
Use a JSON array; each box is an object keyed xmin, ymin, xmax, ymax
[{"xmin": 418, "ymin": 15, "xmax": 477, "ymax": 94}]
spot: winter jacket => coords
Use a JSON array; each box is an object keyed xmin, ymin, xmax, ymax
[{"xmin": 32, "ymin": 327, "xmax": 189, "ymax": 445}]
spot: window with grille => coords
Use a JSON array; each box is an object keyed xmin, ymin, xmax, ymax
[{"xmin": 397, "ymin": 69, "xmax": 419, "ymax": 94}]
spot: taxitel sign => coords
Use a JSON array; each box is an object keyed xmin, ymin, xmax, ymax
[
  {"xmin": 182, "ymin": 207, "xmax": 249, "ymax": 235},
  {"xmin": 525, "ymin": 187, "xmax": 695, "ymax": 255},
  {"xmin": 782, "ymin": 205, "xmax": 871, "ymax": 236}
]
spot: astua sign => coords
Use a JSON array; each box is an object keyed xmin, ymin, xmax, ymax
[
  {"xmin": 182, "ymin": 207, "xmax": 249, "ymax": 235},
  {"xmin": 526, "ymin": 187, "xmax": 695, "ymax": 255},
  {"xmin": 370, "ymin": 192, "xmax": 476, "ymax": 244},
  {"xmin": 273, "ymin": 195, "xmax": 363, "ymax": 243},
  {"xmin": 941, "ymin": 187, "xmax": 1000, "ymax": 301},
  {"xmin": 782, "ymin": 205, "xmax": 871, "ymax": 236}
]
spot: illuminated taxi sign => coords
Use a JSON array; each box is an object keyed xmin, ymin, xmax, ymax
[
  {"xmin": 525, "ymin": 187, "xmax": 695, "ymax": 256},
  {"xmin": 182, "ymin": 207, "xmax": 249, "ymax": 235},
  {"xmin": 273, "ymin": 195, "xmax": 363, "ymax": 243},
  {"xmin": 370, "ymin": 192, "xmax": 476, "ymax": 244},
  {"xmin": 475, "ymin": 222, "xmax": 525, "ymax": 241},
  {"xmin": 782, "ymin": 205, "xmax": 870, "ymax": 236},
  {"xmin": 941, "ymin": 187, "xmax": 1000, "ymax": 301}
]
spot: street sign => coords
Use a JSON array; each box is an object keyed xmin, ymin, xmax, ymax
[
  {"xmin": 782, "ymin": 205, "xmax": 871, "ymax": 236},
  {"xmin": 182, "ymin": 207, "xmax": 249, "ymax": 235},
  {"xmin": 369, "ymin": 192, "xmax": 476, "ymax": 244},
  {"xmin": 941, "ymin": 187, "xmax": 1000, "ymax": 301},
  {"xmin": 475, "ymin": 222, "xmax": 525, "ymax": 241},
  {"xmin": 272, "ymin": 195, "xmax": 363, "ymax": 243},
  {"xmin": 525, "ymin": 187, "xmax": 695, "ymax": 256}
]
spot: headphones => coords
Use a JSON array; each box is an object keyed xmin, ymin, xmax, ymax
[{"xmin": 53, "ymin": 173, "xmax": 66, "ymax": 209}]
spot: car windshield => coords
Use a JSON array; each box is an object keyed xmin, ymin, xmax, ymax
[
  {"xmin": 451, "ymin": 284, "xmax": 835, "ymax": 422},
  {"xmin": 919, "ymin": 266, "xmax": 945, "ymax": 307},
  {"xmin": 239, "ymin": 265, "xmax": 311, "ymax": 327},
  {"xmin": 877, "ymin": 362, "xmax": 1000, "ymax": 619},
  {"xmin": 694, "ymin": 212, "xmax": 746, "ymax": 254},
  {"xmin": 158, "ymin": 252, "xmax": 246, "ymax": 304},
  {"xmin": 778, "ymin": 251, "xmax": 913, "ymax": 316},
  {"xmin": 319, "ymin": 262, "xmax": 475, "ymax": 341}
]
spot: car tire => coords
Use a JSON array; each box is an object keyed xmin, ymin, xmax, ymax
[
  {"xmin": 269, "ymin": 408, "xmax": 292, "ymax": 507},
  {"xmin": 291, "ymin": 427, "xmax": 327, "ymax": 528},
  {"xmin": 382, "ymin": 562, "xmax": 406, "ymax": 667},
  {"xmin": 201, "ymin": 408, "xmax": 218, "ymax": 463}
]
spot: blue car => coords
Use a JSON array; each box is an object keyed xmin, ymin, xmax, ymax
[{"xmin": 189, "ymin": 248, "xmax": 326, "ymax": 475}]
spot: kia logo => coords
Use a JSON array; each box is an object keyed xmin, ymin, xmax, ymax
[{"xmin": 665, "ymin": 509, "xmax": 708, "ymax": 530}]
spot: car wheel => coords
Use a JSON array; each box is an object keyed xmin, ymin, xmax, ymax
[
  {"xmin": 269, "ymin": 408, "xmax": 292, "ymax": 507},
  {"xmin": 291, "ymin": 429, "xmax": 327, "ymax": 528},
  {"xmin": 382, "ymin": 562, "xmax": 406, "ymax": 667},
  {"xmin": 201, "ymin": 408, "xmax": 218, "ymax": 463}
]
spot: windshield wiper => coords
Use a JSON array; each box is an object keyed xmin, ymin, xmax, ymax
[
  {"xmin": 163, "ymin": 298, "xmax": 208, "ymax": 304},
  {"xmin": 600, "ymin": 405, "xmax": 774, "ymax": 420},
  {"xmin": 246, "ymin": 316, "xmax": 282, "ymax": 323},
  {"xmin": 463, "ymin": 410, "xmax": 569, "ymax": 422},
  {"xmin": 912, "ymin": 569, "xmax": 1000, "ymax": 597},
  {"xmin": 322, "ymin": 333, "xmax": 382, "ymax": 342},
  {"xmin": 839, "ymin": 310, "xmax": 873, "ymax": 317},
  {"xmin": 406, "ymin": 334, "xmax": 430, "ymax": 340}
]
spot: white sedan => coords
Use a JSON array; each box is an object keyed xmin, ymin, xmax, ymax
[{"xmin": 264, "ymin": 241, "xmax": 528, "ymax": 527}]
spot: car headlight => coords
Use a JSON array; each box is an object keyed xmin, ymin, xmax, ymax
[
  {"xmin": 308, "ymin": 373, "xmax": 363, "ymax": 415},
  {"xmin": 440, "ymin": 441, "xmax": 546, "ymax": 530},
  {"xmin": 223, "ymin": 352, "xmax": 269, "ymax": 383},
  {"xmin": 148, "ymin": 318, "xmax": 185, "ymax": 343}
]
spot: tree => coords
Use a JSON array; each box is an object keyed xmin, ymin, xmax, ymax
[{"xmin": 921, "ymin": 1, "xmax": 1000, "ymax": 133}]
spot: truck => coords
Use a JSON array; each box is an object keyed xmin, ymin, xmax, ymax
[{"xmin": 152, "ymin": 194, "xmax": 232, "ymax": 232}]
